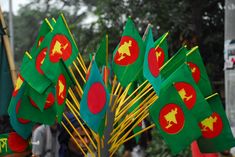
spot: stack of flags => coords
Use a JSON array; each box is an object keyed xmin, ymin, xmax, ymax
[{"xmin": 2, "ymin": 13, "xmax": 235, "ymax": 157}]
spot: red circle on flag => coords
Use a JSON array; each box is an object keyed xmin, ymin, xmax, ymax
[
  {"xmin": 16, "ymin": 100, "xmax": 30, "ymax": 124},
  {"xmin": 29, "ymin": 93, "xmax": 54, "ymax": 110},
  {"xmin": 199, "ymin": 112, "xmax": 223, "ymax": 139},
  {"xmin": 56, "ymin": 74, "xmax": 67, "ymax": 105},
  {"xmin": 154, "ymin": 46, "xmax": 165, "ymax": 68},
  {"xmin": 114, "ymin": 36, "xmax": 139, "ymax": 66},
  {"xmin": 187, "ymin": 62, "xmax": 200, "ymax": 83},
  {"xmin": 49, "ymin": 34, "xmax": 72, "ymax": 63},
  {"xmin": 44, "ymin": 93, "xmax": 55, "ymax": 109},
  {"xmin": 159, "ymin": 103, "xmax": 185, "ymax": 134},
  {"xmin": 37, "ymin": 36, "xmax": 44, "ymax": 47},
  {"xmin": 87, "ymin": 82, "xmax": 106, "ymax": 114},
  {"xmin": 13, "ymin": 75, "xmax": 24, "ymax": 96},
  {"xmin": 174, "ymin": 82, "xmax": 196, "ymax": 109},
  {"xmin": 148, "ymin": 48, "xmax": 160, "ymax": 77},
  {"xmin": 36, "ymin": 48, "xmax": 47, "ymax": 74},
  {"xmin": 8, "ymin": 132, "xmax": 29, "ymax": 153}
]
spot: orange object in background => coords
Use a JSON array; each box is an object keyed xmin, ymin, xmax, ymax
[{"xmin": 191, "ymin": 141, "xmax": 219, "ymax": 157}]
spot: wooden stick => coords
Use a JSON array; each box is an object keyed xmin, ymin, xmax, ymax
[
  {"xmin": 68, "ymin": 88, "xmax": 80, "ymax": 110},
  {"xmin": 73, "ymin": 61, "xmax": 86, "ymax": 83},
  {"xmin": 142, "ymin": 23, "xmax": 152, "ymax": 41},
  {"xmin": 106, "ymin": 34, "xmax": 109, "ymax": 67},
  {"xmin": 186, "ymin": 46, "xmax": 198, "ymax": 56},
  {"xmin": 63, "ymin": 113, "xmax": 95, "ymax": 157},
  {"xmin": 0, "ymin": 7, "xmax": 17, "ymax": 85},
  {"xmin": 121, "ymin": 124, "xmax": 155, "ymax": 146},
  {"xmin": 66, "ymin": 99, "xmax": 80, "ymax": 116},
  {"xmin": 65, "ymin": 102, "xmax": 97, "ymax": 150},
  {"xmin": 77, "ymin": 53, "xmax": 87, "ymax": 74},
  {"xmin": 61, "ymin": 122, "xmax": 87, "ymax": 156},
  {"xmin": 110, "ymin": 95, "xmax": 157, "ymax": 143},
  {"xmin": 69, "ymin": 67, "xmax": 83, "ymax": 97}
]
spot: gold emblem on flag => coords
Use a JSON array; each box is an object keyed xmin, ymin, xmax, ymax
[
  {"xmin": 155, "ymin": 51, "xmax": 162, "ymax": 61},
  {"xmin": 51, "ymin": 41, "xmax": 68, "ymax": 56},
  {"xmin": 58, "ymin": 80, "xmax": 65, "ymax": 99},
  {"xmin": 117, "ymin": 40, "xmax": 132, "ymax": 61},
  {"xmin": 0, "ymin": 138, "xmax": 8, "ymax": 153},
  {"xmin": 201, "ymin": 116, "xmax": 218, "ymax": 131},
  {"xmin": 178, "ymin": 88, "xmax": 193, "ymax": 102},
  {"xmin": 164, "ymin": 108, "xmax": 178, "ymax": 129}
]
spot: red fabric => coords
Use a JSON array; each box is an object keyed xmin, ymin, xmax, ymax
[{"xmin": 191, "ymin": 141, "xmax": 219, "ymax": 157}]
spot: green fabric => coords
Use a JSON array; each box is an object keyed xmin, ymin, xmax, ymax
[
  {"xmin": 17, "ymin": 85, "xmax": 57, "ymax": 125},
  {"xmin": 95, "ymin": 35, "xmax": 107, "ymax": 68},
  {"xmin": 0, "ymin": 132, "xmax": 31, "ymax": 156},
  {"xmin": 54, "ymin": 60, "xmax": 74, "ymax": 122},
  {"xmin": 0, "ymin": 30, "xmax": 13, "ymax": 116},
  {"xmin": 20, "ymin": 49, "xmax": 52, "ymax": 94},
  {"xmin": 8, "ymin": 75, "xmax": 35, "ymax": 139},
  {"xmin": 160, "ymin": 46, "xmax": 188, "ymax": 80},
  {"xmin": 112, "ymin": 17, "xmax": 145, "ymax": 87},
  {"xmin": 143, "ymin": 28, "xmax": 162, "ymax": 95},
  {"xmin": 197, "ymin": 94, "xmax": 235, "ymax": 153},
  {"xmin": 149, "ymin": 85, "xmax": 201, "ymax": 154},
  {"xmin": 80, "ymin": 61, "xmax": 109, "ymax": 136},
  {"xmin": 153, "ymin": 32, "xmax": 169, "ymax": 68},
  {"xmin": 161, "ymin": 64, "xmax": 212, "ymax": 121},
  {"xmin": 186, "ymin": 47, "xmax": 213, "ymax": 97},
  {"xmin": 41, "ymin": 14, "xmax": 79, "ymax": 83}
]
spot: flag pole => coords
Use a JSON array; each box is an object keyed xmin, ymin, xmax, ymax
[{"xmin": 0, "ymin": 6, "xmax": 17, "ymax": 85}]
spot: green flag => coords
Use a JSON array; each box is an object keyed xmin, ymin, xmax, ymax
[
  {"xmin": 80, "ymin": 61, "xmax": 109, "ymax": 136},
  {"xmin": 54, "ymin": 60, "xmax": 74, "ymax": 122},
  {"xmin": 95, "ymin": 35, "xmax": 107, "ymax": 68},
  {"xmin": 161, "ymin": 63, "xmax": 212, "ymax": 121},
  {"xmin": 17, "ymin": 85, "xmax": 57, "ymax": 125},
  {"xmin": 153, "ymin": 32, "xmax": 169, "ymax": 69},
  {"xmin": 41, "ymin": 14, "xmax": 79, "ymax": 83},
  {"xmin": 8, "ymin": 74, "xmax": 35, "ymax": 139},
  {"xmin": 20, "ymin": 47, "xmax": 52, "ymax": 94},
  {"xmin": 0, "ymin": 132, "xmax": 31, "ymax": 156},
  {"xmin": 149, "ymin": 85, "xmax": 201, "ymax": 154},
  {"xmin": 197, "ymin": 93, "xmax": 235, "ymax": 153},
  {"xmin": 143, "ymin": 28, "xmax": 163, "ymax": 95},
  {"xmin": 0, "ymin": 27, "xmax": 14, "ymax": 116},
  {"xmin": 112, "ymin": 17, "xmax": 145, "ymax": 87},
  {"xmin": 21, "ymin": 18, "xmax": 55, "ymax": 66},
  {"xmin": 160, "ymin": 46, "xmax": 188, "ymax": 80},
  {"xmin": 186, "ymin": 47, "xmax": 213, "ymax": 97}
]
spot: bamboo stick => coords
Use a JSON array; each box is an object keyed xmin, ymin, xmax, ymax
[
  {"xmin": 0, "ymin": 7, "xmax": 17, "ymax": 85},
  {"xmin": 61, "ymin": 122, "xmax": 87, "ymax": 156},
  {"xmin": 65, "ymin": 101, "xmax": 97, "ymax": 150},
  {"xmin": 73, "ymin": 61, "xmax": 86, "ymax": 83},
  {"xmin": 63, "ymin": 113, "xmax": 95, "ymax": 157}
]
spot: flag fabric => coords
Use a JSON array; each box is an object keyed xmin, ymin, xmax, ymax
[
  {"xmin": 160, "ymin": 46, "xmax": 188, "ymax": 80},
  {"xmin": 54, "ymin": 60, "xmax": 74, "ymax": 122},
  {"xmin": 20, "ymin": 47, "xmax": 52, "ymax": 94},
  {"xmin": 30, "ymin": 18, "xmax": 55, "ymax": 57},
  {"xmin": 112, "ymin": 17, "xmax": 145, "ymax": 87},
  {"xmin": 21, "ymin": 18, "xmax": 54, "ymax": 68},
  {"xmin": 197, "ymin": 93, "xmax": 235, "ymax": 153},
  {"xmin": 95, "ymin": 35, "xmax": 107, "ymax": 68},
  {"xmin": 41, "ymin": 14, "xmax": 79, "ymax": 83},
  {"xmin": 8, "ymin": 74, "xmax": 35, "ymax": 139},
  {"xmin": 16, "ymin": 85, "xmax": 57, "ymax": 125},
  {"xmin": 186, "ymin": 47, "xmax": 213, "ymax": 97},
  {"xmin": 143, "ymin": 27, "xmax": 162, "ymax": 95},
  {"xmin": 153, "ymin": 32, "xmax": 169, "ymax": 69},
  {"xmin": 149, "ymin": 85, "xmax": 201, "ymax": 154},
  {"xmin": 0, "ymin": 26, "xmax": 14, "ymax": 116},
  {"xmin": 80, "ymin": 61, "xmax": 109, "ymax": 136},
  {"xmin": 161, "ymin": 63, "xmax": 212, "ymax": 121},
  {"xmin": 0, "ymin": 132, "xmax": 31, "ymax": 156}
]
